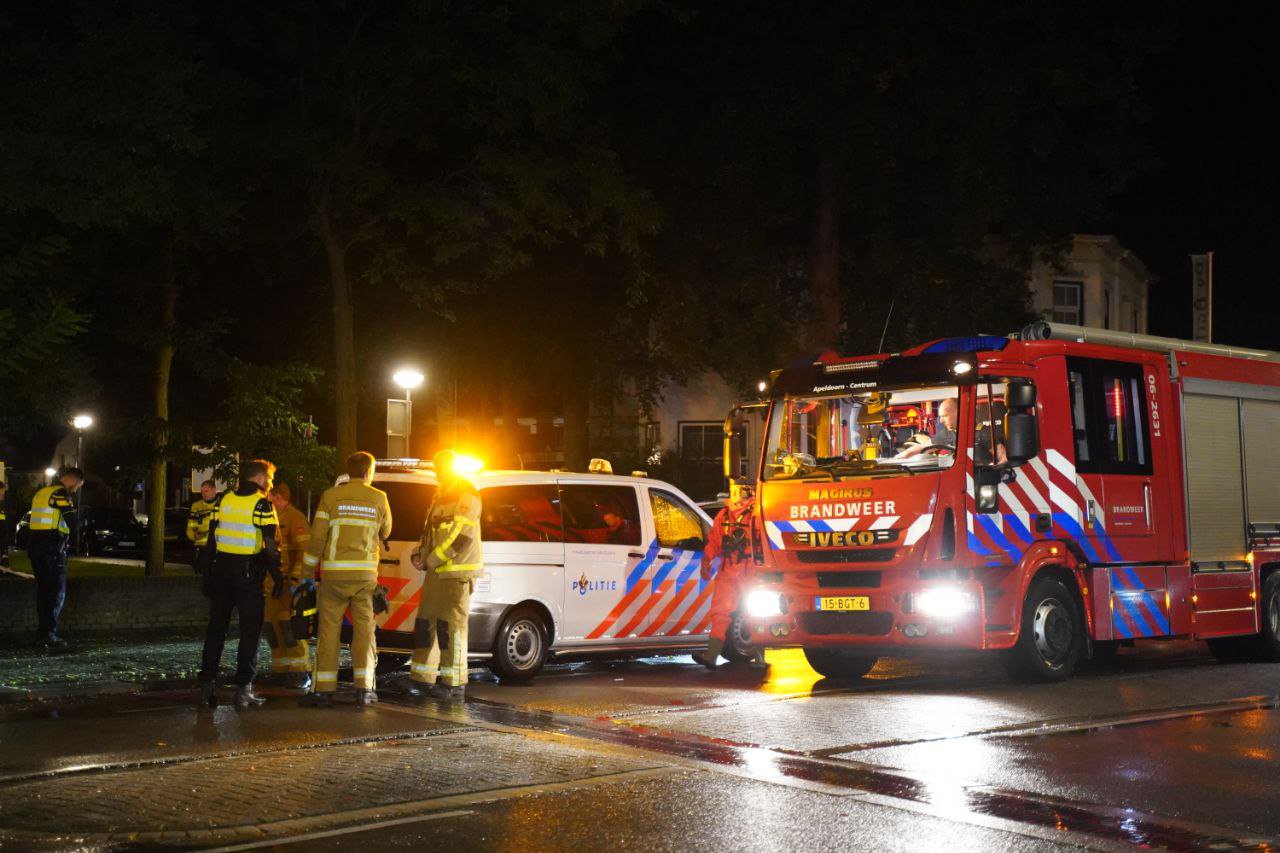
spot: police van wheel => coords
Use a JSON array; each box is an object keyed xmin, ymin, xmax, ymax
[
  {"xmin": 802, "ymin": 648, "xmax": 877, "ymax": 680},
  {"xmin": 491, "ymin": 608, "xmax": 548, "ymax": 682},
  {"xmin": 723, "ymin": 613, "xmax": 757, "ymax": 663},
  {"xmin": 1002, "ymin": 577, "xmax": 1082, "ymax": 682}
]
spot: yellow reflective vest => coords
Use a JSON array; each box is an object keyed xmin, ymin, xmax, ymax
[
  {"xmin": 186, "ymin": 498, "xmax": 217, "ymax": 547},
  {"xmin": 421, "ymin": 480, "xmax": 483, "ymax": 579},
  {"xmin": 29, "ymin": 485, "xmax": 75, "ymax": 537},
  {"xmin": 213, "ymin": 491, "xmax": 278, "ymax": 555},
  {"xmin": 303, "ymin": 481, "xmax": 392, "ymax": 579}
]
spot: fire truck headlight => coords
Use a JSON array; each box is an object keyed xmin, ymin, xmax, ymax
[
  {"xmin": 746, "ymin": 589, "xmax": 784, "ymax": 618},
  {"xmin": 912, "ymin": 588, "xmax": 977, "ymax": 620}
]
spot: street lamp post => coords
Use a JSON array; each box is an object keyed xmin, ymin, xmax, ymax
[
  {"xmin": 389, "ymin": 368, "xmax": 425, "ymax": 458},
  {"xmin": 71, "ymin": 414, "xmax": 93, "ymax": 555}
]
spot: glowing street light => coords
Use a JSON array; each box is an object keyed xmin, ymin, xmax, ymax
[
  {"xmin": 44, "ymin": 467, "xmax": 57, "ymax": 480},
  {"xmin": 70, "ymin": 413, "xmax": 94, "ymax": 554},
  {"xmin": 393, "ymin": 368, "xmax": 425, "ymax": 395},
  {"xmin": 388, "ymin": 368, "xmax": 425, "ymax": 458}
]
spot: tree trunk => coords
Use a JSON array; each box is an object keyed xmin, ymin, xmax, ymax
[
  {"xmin": 146, "ymin": 276, "xmax": 177, "ymax": 578},
  {"xmin": 562, "ymin": 372, "xmax": 590, "ymax": 472},
  {"xmin": 805, "ymin": 152, "xmax": 842, "ymax": 353},
  {"xmin": 322, "ymin": 218, "xmax": 358, "ymax": 464}
]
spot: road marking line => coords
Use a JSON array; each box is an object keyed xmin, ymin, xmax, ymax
[{"xmin": 203, "ymin": 810, "xmax": 474, "ymax": 851}]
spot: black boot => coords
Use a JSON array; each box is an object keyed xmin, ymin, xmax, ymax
[
  {"xmin": 431, "ymin": 683, "xmax": 465, "ymax": 701},
  {"xmin": 404, "ymin": 681, "xmax": 434, "ymax": 701},
  {"xmin": 291, "ymin": 672, "xmax": 313, "ymax": 691},
  {"xmin": 691, "ymin": 638, "xmax": 724, "ymax": 670},
  {"xmin": 233, "ymin": 685, "xmax": 266, "ymax": 710},
  {"xmin": 198, "ymin": 679, "xmax": 218, "ymax": 709}
]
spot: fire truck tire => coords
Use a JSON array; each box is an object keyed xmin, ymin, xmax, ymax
[
  {"xmin": 723, "ymin": 613, "xmax": 757, "ymax": 663},
  {"xmin": 1257, "ymin": 572, "xmax": 1280, "ymax": 661},
  {"xmin": 490, "ymin": 607, "xmax": 548, "ymax": 682},
  {"xmin": 802, "ymin": 648, "xmax": 878, "ymax": 680},
  {"xmin": 1002, "ymin": 577, "xmax": 1083, "ymax": 682}
]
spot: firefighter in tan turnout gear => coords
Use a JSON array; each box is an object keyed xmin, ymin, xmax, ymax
[
  {"xmin": 407, "ymin": 450, "xmax": 483, "ymax": 701},
  {"xmin": 300, "ymin": 452, "xmax": 392, "ymax": 707},
  {"xmin": 266, "ymin": 483, "xmax": 312, "ymax": 688}
]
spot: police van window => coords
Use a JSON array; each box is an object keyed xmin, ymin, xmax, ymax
[
  {"xmin": 480, "ymin": 485, "xmax": 563, "ymax": 543},
  {"xmin": 649, "ymin": 490, "xmax": 706, "ymax": 549},
  {"xmin": 377, "ymin": 480, "xmax": 437, "ymax": 541},
  {"xmin": 1065, "ymin": 358, "xmax": 1151, "ymax": 475},
  {"xmin": 558, "ymin": 484, "xmax": 641, "ymax": 546}
]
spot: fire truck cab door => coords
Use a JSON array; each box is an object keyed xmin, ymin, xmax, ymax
[{"xmin": 1066, "ymin": 357, "xmax": 1165, "ymax": 562}]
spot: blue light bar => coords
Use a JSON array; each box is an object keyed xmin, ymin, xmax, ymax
[{"xmin": 922, "ymin": 336, "xmax": 1009, "ymax": 354}]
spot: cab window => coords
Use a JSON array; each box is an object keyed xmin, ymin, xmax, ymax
[
  {"xmin": 558, "ymin": 485, "xmax": 642, "ymax": 546},
  {"xmin": 480, "ymin": 485, "xmax": 563, "ymax": 543},
  {"xmin": 1065, "ymin": 357, "xmax": 1152, "ymax": 475},
  {"xmin": 649, "ymin": 490, "xmax": 706, "ymax": 549},
  {"xmin": 376, "ymin": 480, "xmax": 437, "ymax": 541}
]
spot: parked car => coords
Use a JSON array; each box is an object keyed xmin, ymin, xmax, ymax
[
  {"xmin": 14, "ymin": 506, "xmax": 146, "ymax": 557},
  {"xmin": 360, "ymin": 461, "xmax": 753, "ymax": 681},
  {"xmin": 81, "ymin": 507, "xmax": 147, "ymax": 556}
]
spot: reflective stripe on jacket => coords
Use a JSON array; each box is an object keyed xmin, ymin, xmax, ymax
[
  {"xmin": 303, "ymin": 481, "xmax": 391, "ymax": 578},
  {"xmin": 29, "ymin": 486, "xmax": 74, "ymax": 536},
  {"xmin": 421, "ymin": 480, "xmax": 483, "ymax": 579},
  {"xmin": 214, "ymin": 491, "xmax": 277, "ymax": 555}
]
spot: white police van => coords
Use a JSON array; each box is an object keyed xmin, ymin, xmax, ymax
[{"xmin": 365, "ymin": 460, "xmax": 743, "ymax": 681}]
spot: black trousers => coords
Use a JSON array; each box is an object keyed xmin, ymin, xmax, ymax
[
  {"xmin": 29, "ymin": 540, "xmax": 68, "ymax": 638},
  {"xmin": 198, "ymin": 553, "xmax": 266, "ymax": 686}
]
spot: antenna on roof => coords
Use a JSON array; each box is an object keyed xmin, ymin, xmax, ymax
[{"xmin": 877, "ymin": 300, "xmax": 895, "ymax": 354}]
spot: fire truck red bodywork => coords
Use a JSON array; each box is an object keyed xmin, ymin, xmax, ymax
[{"xmin": 747, "ymin": 330, "xmax": 1280, "ymax": 669}]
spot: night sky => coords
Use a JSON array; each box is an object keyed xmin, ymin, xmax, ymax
[{"xmin": 1109, "ymin": 4, "xmax": 1275, "ymax": 348}]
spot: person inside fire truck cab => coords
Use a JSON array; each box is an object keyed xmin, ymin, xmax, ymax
[
  {"xmin": 974, "ymin": 398, "xmax": 1009, "ymax": 466},
  {"xmin": 897, "ymin": 398, "xmax": 958, "ymax": 458},
  {"xmin": 693, "ymin": 480, "xmax": 765, "ymax": 670}
]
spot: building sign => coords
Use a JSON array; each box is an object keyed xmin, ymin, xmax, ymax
[{"xmin": 1191, "ymin": 252, "xmax": 1213, "ymax": 343}]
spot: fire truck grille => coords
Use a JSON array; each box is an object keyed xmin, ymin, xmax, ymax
[
  {"xmin": 800, "ymin": 611, "xmax": 895, "ymax": 636},
  {"xmin": 815, "ymin": 571, "xmax": 882, "ymax": 588},
  {"xmin": 794, "ymin": 548, "xmax": 897, "ymax": 564}
]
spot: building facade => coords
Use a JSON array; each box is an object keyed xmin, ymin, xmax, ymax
[{"xmin": 1028, "ymin": 234, "xmax": 1153, "ymax": 332}]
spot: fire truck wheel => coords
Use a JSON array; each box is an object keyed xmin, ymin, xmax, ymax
[
  {"xmin": 802, "ymin": 648, "xmax": 878, "ymax": 680},
  {"xmin": 490, "ymin": 607, "xmax": 548, "ymax": 682},
  {"xmin": 1002, "ymin": 577, "xmax": 1082, "ymax": 682},
  {"xmin": 723, "ymin": 613, "xmax": 757, "ymax": 663},
  {"xmin": 1258, "ymin": 572, "xmax": 1280, "ymax": 661}
]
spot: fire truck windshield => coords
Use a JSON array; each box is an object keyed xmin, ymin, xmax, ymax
[{"xmin": 763, "ymin": 385, "xmax": 961, "ymax": 481}]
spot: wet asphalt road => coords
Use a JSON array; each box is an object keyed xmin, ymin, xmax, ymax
[{"xmin": 1, "ymin": 641, "xmax": 1279, "ymax": 851}]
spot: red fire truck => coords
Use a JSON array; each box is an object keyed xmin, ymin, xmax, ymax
[{"xmin": 733, "ymin": 322, "xmax": 1280, "ymax": 681}]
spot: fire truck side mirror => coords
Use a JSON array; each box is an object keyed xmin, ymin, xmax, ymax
[
  {"xmin": 1006, "ymin": 381, "xmax": 1036, "ymax": 409},
  {"xmin": 1004, "ymin": 411, "xmax": 1039, "ymax": 464}
]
